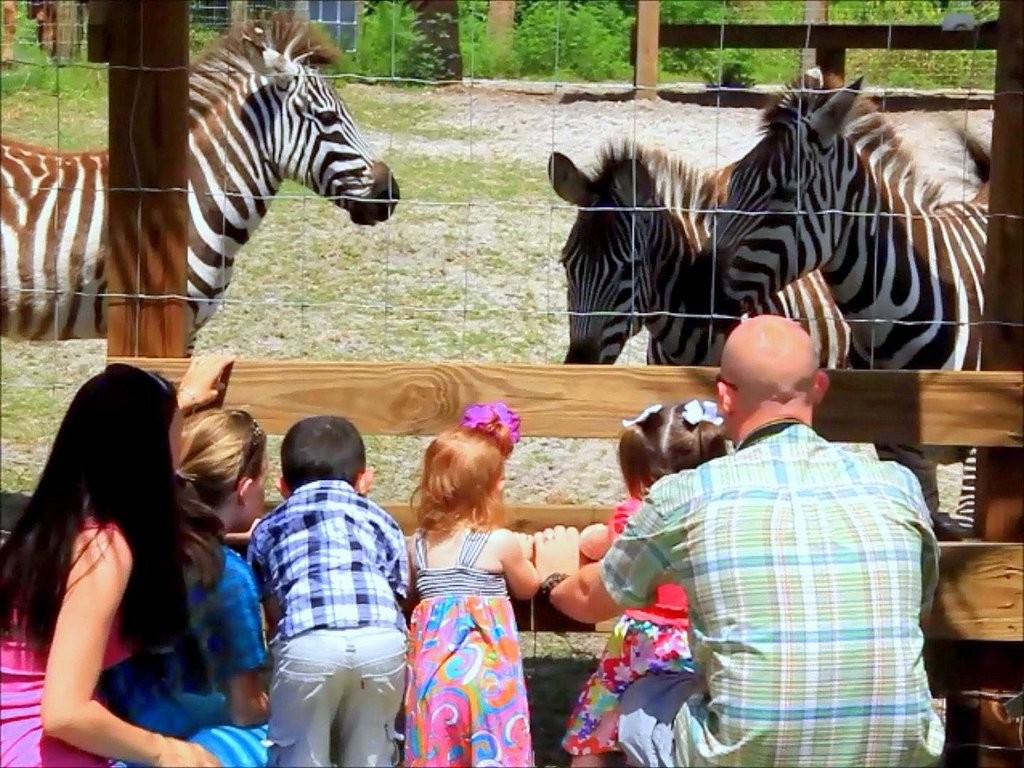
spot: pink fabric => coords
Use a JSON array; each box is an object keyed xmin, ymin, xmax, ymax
[
  {"xmin": 0, "ymin": 521, "xmax": 133, "ymax": 768},
  {"xmin": 608, "ymin": 498, "xmax": 690, "ymax": 627}
]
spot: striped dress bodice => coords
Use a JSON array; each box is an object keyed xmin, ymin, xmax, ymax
[{"xmin": 413, "ymin": 530, "xmax": 508, "ymax": 600}]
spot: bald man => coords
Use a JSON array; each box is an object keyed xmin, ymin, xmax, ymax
[{"xmin": 536, "ymin": 316, "xmax": 943, "ymax": 767}]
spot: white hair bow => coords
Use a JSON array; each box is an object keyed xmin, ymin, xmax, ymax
[
  {"xmin": 681, "ymin": 399, "xmax": 723, "ymax": 427},
  {"xmin": 622, "ymin": 403, "xmax": 663, "ymax": 428}
]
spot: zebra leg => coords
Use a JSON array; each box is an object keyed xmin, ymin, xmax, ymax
[
  {"xmin": 952, "ymin": 447, "xmax": 977, "ymax": 528},
  {"xmin": 874, "ymin": 442, "xmax": 967, "ymax": 541}
]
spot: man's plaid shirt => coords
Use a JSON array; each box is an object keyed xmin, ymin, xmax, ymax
[
  {"xmin": 248, "ymin": 480, "xmax": 409, "ymax": 640},
  {"xmin": 601, "ymin": 422, "xmax": 944, "ymax": 767}
]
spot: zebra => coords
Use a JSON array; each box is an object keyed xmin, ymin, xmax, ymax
[
  {"xmin": 548, "ymin": 138, "xmax": 851, "ymax": 370},
  {"xmin": 1, "ymin": 12, "xmax": 399, "ymax": 348},
  {"xmin": 701, "ymin": 74, "xmax": 989, "ymax": 535}
]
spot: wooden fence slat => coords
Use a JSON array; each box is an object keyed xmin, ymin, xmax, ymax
[
  {"xmin": 658, "ymin": 22, "xmax": 998, "ymax": 51},
  {"xmin": 110, "ymin": 358, "xmax": 1023, "ymax": 446}
]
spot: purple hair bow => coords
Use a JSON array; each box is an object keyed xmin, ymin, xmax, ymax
[{"xmin": 461, "ymin": 401, "xmax": 521, "ymax": 444}]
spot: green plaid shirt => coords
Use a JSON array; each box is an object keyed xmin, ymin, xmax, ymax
[{"xmin": 602, "ymin": 422, "xmax": 944, "ymax": 767}]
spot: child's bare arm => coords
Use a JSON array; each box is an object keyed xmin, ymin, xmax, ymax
[
  {"xmin": 497, "ymin": 529, "xmax": 542, "ymax": 600},
  {"xmin": 225, "ymin": 670, "xmax": 269, "ymax": 727},
  {"xmin": 579, "ymin": 523, "xmax": 611, "ymax": 562}
]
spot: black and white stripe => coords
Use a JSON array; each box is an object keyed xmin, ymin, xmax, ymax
[
  {"xmin": 548, "ymin": 139, "xmax": 850, "ymax": 369},
  {"xmin": 704, "ymin": 74, "xmax": 987, "ymax": 529},
  {"xmin": 1, "ymin": 13, "xmax": 398, "ymax": 348}
]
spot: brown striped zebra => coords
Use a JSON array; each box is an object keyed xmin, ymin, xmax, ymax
[{"xmin": 1, "ymin": 13, "xmax": 398, "ymax": 347}]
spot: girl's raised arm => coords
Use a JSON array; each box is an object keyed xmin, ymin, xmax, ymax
[
  {"xmin": 496, "ymin": 529, "xmax": 542, "ymax": 600},
  {"xmin": 41, "ymin": 526, "xmax": 219, "ymax": 767}
]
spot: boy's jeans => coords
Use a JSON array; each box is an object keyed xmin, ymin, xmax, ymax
[{"xmin": 267, "ymin": 626, "xmax": 406, "ymax": 767}]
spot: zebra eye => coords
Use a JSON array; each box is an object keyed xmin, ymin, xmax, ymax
[
  {"xmin": 314, "ymin": 110, "xmax": 342, "ymax": 127},
  {"xmin": 772, "ymin": 186, "xmax": 797, "ymax": 204}
]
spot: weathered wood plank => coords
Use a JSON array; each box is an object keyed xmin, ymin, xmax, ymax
[
  {"xmin": 659, "ymin": 21, "xmax": 998, "ymax": 51},
  {"xmin": 110, "ymin": 358, "xmax": 1023, "ymax": 446}
]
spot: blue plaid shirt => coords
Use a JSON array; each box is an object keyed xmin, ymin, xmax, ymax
[{"xmin": 247, "ymin": 480, "xmax": 409, "ymax": 639}]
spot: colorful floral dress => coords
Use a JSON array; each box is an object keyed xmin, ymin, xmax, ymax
[
  {"xmin": 404, "ymin": 530, "xmax": 533, "ymax": 767},
  {"xmin": 562, "ymin": 498, "xmax": 696, "ymax": 757}
]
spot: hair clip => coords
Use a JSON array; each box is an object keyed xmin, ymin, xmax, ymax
[
  {"xmin": 621, "ymin": 403, "xmax": 663, "ymax": 428},
  {"xmin": 681, "ymin": 399, "xmax": 723, "ymax": 427},
  {"xmin": 461, "ymin": 401, "xmax": 521, "ymax": 444}
]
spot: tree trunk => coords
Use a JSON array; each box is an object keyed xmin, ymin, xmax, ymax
[
  {"xmin": 56, "ymin": 0, "xmax": 78, "ymax": 61},
  {"xmin": 1, "ymin": 0, "xmax": 16, "ymax": 65},
  {"xmin": 409, "ymin": 0, "xmax": 462, "ymax": 81},
  {"xmin": 229, "ymin": 0, "xmax": 248, "ymax": 25},
  {"xmin": 487, "ymin": 0, "xmax": 515, "ymax": 45}
]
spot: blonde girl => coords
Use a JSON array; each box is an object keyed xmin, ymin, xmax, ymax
[
  {"xmin": 403, "ymin": 402, "xmax": 540, "ymax": 768},
  {"xmin": 564, "ymin": 399, "xmax": 728, "ymax": 766}
]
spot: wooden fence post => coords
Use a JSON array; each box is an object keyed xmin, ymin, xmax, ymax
[
  {"xmin": 946, "ymin": 1, "xmax": 1024, "ymax": 766},
  {"xmin": 802, "ymin": 0, "xmax": 845, "ymax": 81},
  {"xmin": 487, "ymin": 0, "xmax": 515, "ymax": 55},
  {"xmin": 634, "ymin": 0, "xmax": 659, "ymax": 99},
  {"xmin": 105, "ymin": 0, "xmax": 189, "ymax": 358}
]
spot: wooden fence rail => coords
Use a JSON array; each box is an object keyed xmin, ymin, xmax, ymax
[{"xmin": 113, "ymin": 357, "xmax": 1024, "ymax": 643}]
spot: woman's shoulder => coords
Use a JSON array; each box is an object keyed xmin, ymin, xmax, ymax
[{"xmin": 74, "ymin": 520, "xmax": 132, "ymax": 568}]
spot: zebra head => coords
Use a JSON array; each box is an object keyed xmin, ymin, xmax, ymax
[
  {"xmin": 704, "ymin": 74, "xmax": 864, "ymax": 312},
  {"xmin": 237, "ymin": 19, "xmax": 398, "ymax": 225},
  {"xmin": 549, "ymin": 149, "xmax": 658, "ymax": 364}
]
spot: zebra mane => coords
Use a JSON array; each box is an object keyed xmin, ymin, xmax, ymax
[
  {"xmin": 762, "ymin": 82, "xmax": 944, "ymax": 209},
  {"xmin": 190, "ymin": 11, "xmax": 341, "ymax": 86},
  {"xmin": 590, "ymin": 139, "xmax": 721, "ymax": 204}
]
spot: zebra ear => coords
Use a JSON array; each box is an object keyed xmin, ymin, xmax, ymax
[
  {"xmin": 807, "ymin": 76, "xmax": 863, "ymax": 145},
  {"xmin": 549, "ymin": 152, "xmax": 594, "ymax": 208},
  {"xmin": 242, "ymin": 34, "xmax": 298, "ymax": 89},
  {"xmin": 611, "ymin": 159, "xmax": 654, "ymax": 211}
]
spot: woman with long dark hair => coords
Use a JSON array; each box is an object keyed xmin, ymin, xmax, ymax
[{"xmin": 0, "ymin": 356, "xmax": 232, "ymax": 767}]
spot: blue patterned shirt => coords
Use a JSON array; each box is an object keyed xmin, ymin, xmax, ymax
[
  {"xmin": 101, "ymin": 546, "xmax": 267, "ymax": 737},
  {"xmin": 248, "ymin": 480, "xmax": 409, "ymax": 639},
  {"xmin": 601, "ymin": 422, "xmax": 944, "ymax": 767}
]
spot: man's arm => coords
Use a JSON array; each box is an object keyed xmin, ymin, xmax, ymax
[{"xmin": 549, "ymin": 560, "xmax": 621, "ymax": 624}]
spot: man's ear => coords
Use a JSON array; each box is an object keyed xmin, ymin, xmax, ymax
[
  {"xmin": 810, "ymin": 369, "xmax": 831, "ymax": 406},
  {"xmin": 355, "ymin": 466, "xmax": 375, "ymax": 496},
  {"xmin": 276, "ymin": 476, "xmax": 291, "ymax": 499},
  {"xmin": 716, "ymin": 380, "xmax": 735, "ymax": 417}
]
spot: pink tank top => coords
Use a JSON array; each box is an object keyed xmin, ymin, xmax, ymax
[{"xmin": 0, "ymin": 522, "xmax": 133, "ymax": 768}]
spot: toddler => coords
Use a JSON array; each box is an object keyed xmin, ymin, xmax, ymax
[
  {"xmin": 247, "ymin": 415, "xmax": 409, "ymax": 768},
  {"xmin": 564, "ymin": 399, "xmax": 728, "ymax": 766},
  {"xmin": 403, "ymin": 402, "xmax": 540, "ymax": 767}
]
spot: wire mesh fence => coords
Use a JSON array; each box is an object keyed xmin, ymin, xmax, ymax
[{"xmin": 1, "ymin": 3, "xmax": 1020, "ymax": 759}]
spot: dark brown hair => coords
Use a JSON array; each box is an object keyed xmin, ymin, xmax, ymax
[{"xmin": 618, "ymin": 401, "xmax": 728, "ymax": 499}]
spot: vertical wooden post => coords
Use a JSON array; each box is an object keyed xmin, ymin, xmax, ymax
[
  {"xmin": 105, "ymin": 0, "xmax": 189, "ymax": 358},
  {"xmin": 634, "ymin": 0, "xmax": 659, "ymax": 99},
  {"xmin": 55, "ymin": 0, "xmax": 79, "ymax": 61},
  {"xmin": 802, "ymin": 0, "xmax": 844, "ymax": 82},
  {"xmin": 293, "ymin": 0, "xmax": 310, "ymax": 22},
  {"xmin": 946, "ymin": 2, "xmax": 1024, "ymax": 767},
  {"xmin": 229, "ymin": 0, "xmax": 248, "ymax": 26}
]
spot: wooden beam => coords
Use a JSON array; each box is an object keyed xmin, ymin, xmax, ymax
[
  {"xmin": 634, "ymin": 0, "xmax": 659, "ymax": 99},
  {"xmin": 976, "ymin": 0, "xmax": 1024, "ymax": 543},
  {"xmin": 487, "ymin": 0, "xmax": 516, "ymax": 44},
  {"xmin": 105, "ymin": 1, "xmax": 188, "ymax": 358},
  {"xmin": 923, "ymin": 542, "xmax": 1023, "ymax": 642},
  {"xmin": 86, "ymin": 0, "xmax": 110, "ymax": 63},
  {"xmin": 108, "ymin": 359, "xmax": 1023, "ymax": 446},
  {"xmin": 658, "ymin": 21, "xmax": 998, "ymax": 51},
  {"xmin": 249, "ymin": 498, "xmax": 1022, "ymax": 641},
  {"xmin": 960, "ymin": 3, "xmax": 1024, "ymax": 764}
]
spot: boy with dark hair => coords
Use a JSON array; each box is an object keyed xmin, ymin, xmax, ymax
[{"xmin": 248, "ymin": 415, "xmax": 408, "ymax": 768}]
